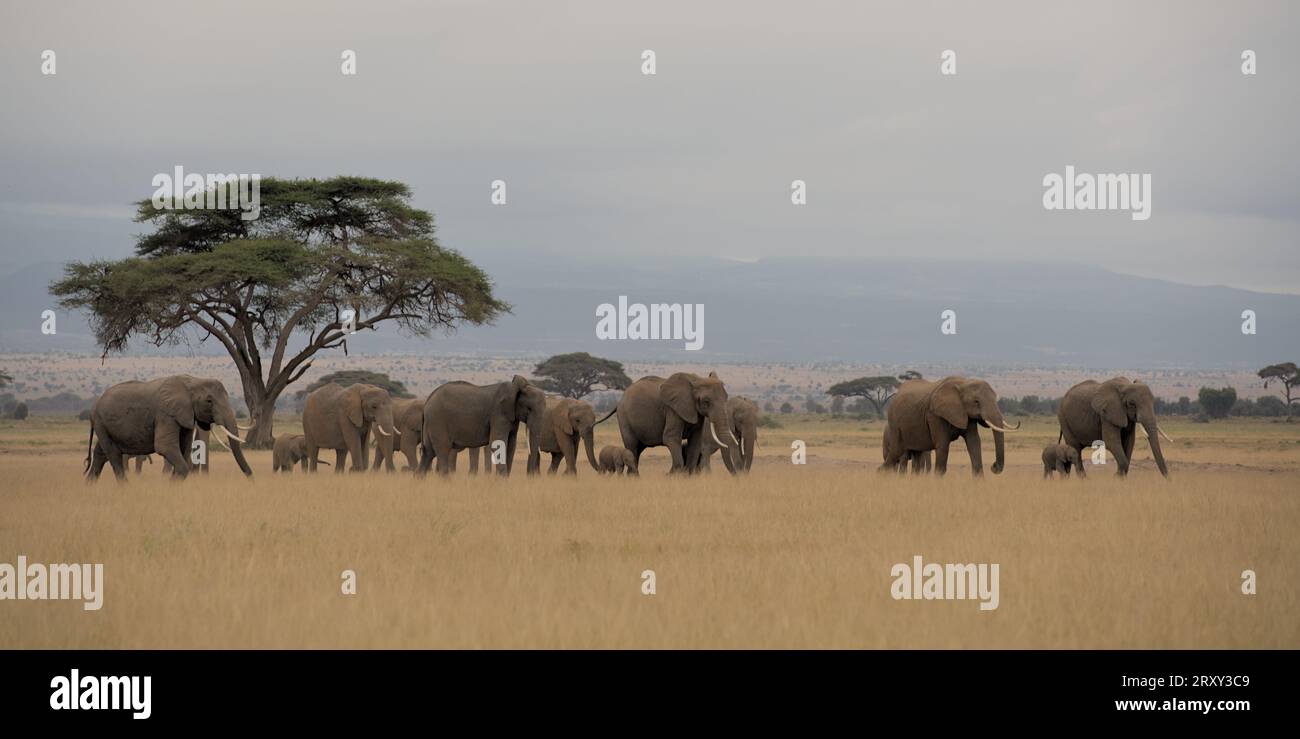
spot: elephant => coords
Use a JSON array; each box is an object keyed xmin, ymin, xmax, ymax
[
  {"xmin": 693, "ymin": 396, "xmax": 759, "ymax": 472},
  {"xmin": 608, "ymin": 372, "xmax": 737, "ymax": 474},
  {"xmin": 1041, "ymin": 443, "xmax": 1081, "ymax": 478},
  {"xmin": 879, "ymin": 377, "xmax": 1018, "ymax": 477},
  {"xmin": 597, "ymin": 445, "xmax": 638, "ymax": 475},
  {"xmin": 126, "ymin": 454, "xmax": 153, "ymax": 474},
  {"xmin": 1058, "ymin": 377, "xmax": 1172, "ymax": 478},
  {"xmin": 417, "ymin": 376, "xmax": 546, "ymax": 476},
  {"xmin": 882, "ymin": 424, "xmax": 932, "ymax": 474},
  {"xmin": 84, "ymin": 375, "xmax": 253, "ymax": 481},
  {"xmin": 371, "ymin": 397, "xmax": 425, "ymax": 472},
  {"xmin": 535, "ymin": 397, "xmax": 601, "ymax": 474},
  {"xmin": 301, "ymin": 383, "xmax": 398, "ymax": 473},
  {"xmin": 272, "ymin": 434, "xmax": 330, "ymax": 472}
]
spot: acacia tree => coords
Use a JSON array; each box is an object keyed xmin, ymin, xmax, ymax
[
  {"xmin": 53, "ymin": 177, "xmax": 508, "ymax": 446},
  {"xmin": 1259, "ymin": 362, "xmax": 1299, "ymax": 420},
  {"xmin": 532, "ymin": 352, "xmax": 632, "ymax": 399},
  {"xmin": 827, "ymin": 376, "xmax": 901, "ymax": 418}
]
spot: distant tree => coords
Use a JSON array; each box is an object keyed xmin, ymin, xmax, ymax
[
  {"xmin": 1256, "ymin": 395, "xmax": 1286, "ymax": 417},
  {"xmin": 830, "ymin": 396, "xmax": 845, "ymax": 415},
  {"xmin": 828, "ymin": 376, "xmax": 900, "ymax": 418},
  {"xmin": 1177, "ymin": 396, "xmax": 1192, "ymax": 415},
  {"xmin": 12, "ymin": 402, "xmax": 29, "ymax": 420},
  {"xmin": 763, "ymin": 401, "xmax": 775, "ymax": 413},
  {"xmin": 1198, "ymin": 386, "xmax": 1237, "ymax": 420},
  {"xmin": 0, "ymin": 371, "xmax": 11, "ymax": 388},
  {"xmin": 780, "ymin": 402, "xmax": 794, "ymax": 414},
  {"xmin": 52, "ymin": 176, "xmax": 507, "ymax": 447},
  {"xmin": 1258, "ymin": 362, "xmax": 1299, "ymax": 420},
  {"xmin": 898, "ymin": 370, "xmax": 923, "ymax": 382},
  {"xmin": 998, "ymin": 397, "xmax": 1021, "ymax": 415},
  {"xmin": 1019, "ymin": 395, "xmax": 1041, "ymax": 415},
  {"xmin": 77, "ymin": 408, "xmax": 93, "ymax": 421},
  {"xmin": 296, "ymin": 370, "xmax": 414, "ymax": 399},
  {"xmin": 532, "ymin": 352, "xmax": 632, "ymax": 399}
]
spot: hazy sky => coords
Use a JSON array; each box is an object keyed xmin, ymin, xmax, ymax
[{"xmin": 2, "ymin": 0, "xmax": 1297, "ymax": 292}]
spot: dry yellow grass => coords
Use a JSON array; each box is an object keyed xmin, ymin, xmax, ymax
[{"xmin": 1, "ymin": 415, "xmax": 1297, "ymax": 648}]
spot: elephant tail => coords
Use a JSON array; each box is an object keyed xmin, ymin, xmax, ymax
[
  {"xmin": 83, "ymin": 423, "xmax": 95, "ymax": 473},
  {"xmin": 317, "ymin": 459, "xmax": 332, "ymax": 467},
  {"xmin": 1057, "ymin": 430, "xmax": 1063, "ymax": 444},
  {"xmin": 594, "ymin": 408, "xmax": 617, "ymax": 426}
]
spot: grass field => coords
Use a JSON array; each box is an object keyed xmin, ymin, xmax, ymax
[{"xmin": 2, "ymin": 414, "xmax": 1298, "ymax": 648}]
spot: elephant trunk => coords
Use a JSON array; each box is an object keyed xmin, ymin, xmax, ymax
[
  {"xmin": 710, "ymin": 407, "xmax": 740, "ymax": 475},
  {"xmin": 220, "ymin": 409, "xmax": 253, "ymax": 477},
  {"xmin": 526, "ymin": 416, "xmax": 543, "ymax": 475},
  {"xmin": 992, "ymin": 429, "xmax": 1006, "ymax": 474},
  {"xmin": 583, "ymin": 427, "xmax": 599, "ymax": 472},
  {"xmin": 1142, "ymin": 417, "xmax": 1170, "ymax": 478}
]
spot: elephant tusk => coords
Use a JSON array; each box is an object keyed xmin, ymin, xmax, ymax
[
  {"xmin": 209, "ymin": 428, "xmax": 231, "ymax": 449},
  {"xmin": 237, "ymin": 423, "xmax": 254, "ymax": 431},
  {"xmin": 1158, "ymin": 428, "xmax": 1175, "ymax": 443},
  {"xmin": 373, "ymin": 424, "xmax": 392, "ymax": 437},
  {"xmin": 985, "ymin": 423, "xmax": 1018, "ymax": 433},
  {"xmin": 223, "ymin": 429, "xmax": 248, "ymax": 444},
  {"xmin": 710, "ymin": 423, "xmax": 729, "ymax": 449}
]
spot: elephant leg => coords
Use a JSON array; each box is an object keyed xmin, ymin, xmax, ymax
[
  {"xmin": 1043, "ymin": 463, "xmax": 1052, "ymax": 479},
  {"xmin": 307, "ymin": 443, "xmax": 320, "ymax": 473},
  {"xmin": 88, "ymin": 444, "xmax": 110, "ymax": 480},
  {"xmin": 548, "ymin": 453, "xmax": 563, "ymax": 474},
  {"xmin": 964, "ymin": 425, "xmax": 984, "ymax": 477},
  {"xmin": 879, "ymin": 431, "xmax": 906, "ymax": 474},
  {"xmin": 350, "ymin": 429, "xmax": 369, "ymax": 472},
  {"xmin": 558, "ymin": 434, "xmax": 578, "ymax": 475},
  {"xmin": 468, "ymin": 446, "xmax": 479, "ymax": 475},
  {"xmin": 435, "ymin": 444, "xmax": 453, "ymax": 475},
  {"xmin": 400, "ymin": 434, "xmax": 420, "ymax": 472},
  {"xmin": 662, "ymin": 417, "xmax": 688, "ymax": 473},
  {"xmin": 932, "ymin": 434, "xmax": 952, "ymax": 476},
  {"xmin": 1122, "ymin": 426, "xmax": 1136, "ymax": 468},
  {"xmin": 335, "ymin": 448, "xmax": 348, "ymax": 473},
  {"xmin": 1102, "ymin": 424, "xmax": 1128, "ymax": 476},
  {"xmin": 154, "ymin": 424, "xmax": 188, "ymax": 480},
  {"xmin": 504, "ymin": 430, "xmax": 518, "ymax": 476}
]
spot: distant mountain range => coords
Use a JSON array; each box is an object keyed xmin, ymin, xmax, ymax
[{"xmin": 2, "ymin": 255, "xmax": 1296, "ymax": 370}]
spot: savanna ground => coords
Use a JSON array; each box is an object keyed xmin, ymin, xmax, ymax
[{"xmin": 1, "ymin": 413, "xmax": 1297, "ymax": 648}]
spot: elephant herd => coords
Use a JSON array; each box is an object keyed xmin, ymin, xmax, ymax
[
  {"xmin": 84, "ymin": 371, "xmax": 758, "ymax": 481},
  {"xmin": 82, "ymin": 371, "xmax": 1171, "ymax": 482},
  {"xmin": 879, "ymin": 375, "xmax": 1172, "ymax": 479}
]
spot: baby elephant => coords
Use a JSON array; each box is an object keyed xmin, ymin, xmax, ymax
[
  {"xmin": 597, "ymin": 445, "xmax": 638, "ymax": 475},
  {"xmin": 1041, "ymin": 443, "xmax": 1081, "ymax": 479},
  {"xmin": 273, "ymin": 434, "xmax": 329, "ymax": 473}
]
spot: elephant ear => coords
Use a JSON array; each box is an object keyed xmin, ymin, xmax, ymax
[
  {"xmin": 399, "ymin": 400, "xmax": 423, "ymax": 430},
  {"xmin": 345, "ymin": 385, "xmax": 365, "ymax": 428},
  {"xmin": 158, "ymin": 376, "xmax": 195, "ymax": 429},
  {"xmin": 929, "ymin": 379, "xmax": 969, "ymax": 429},
  {"xmin": 660, "ymin": 373, "xmax": 699, "ymax": 424},
  {"xmin": 557, "ymin": 402, "xmax": 575, "ymax": 436},
  {"xmin": 498, "ymin": 376, "xmax": 528, "ymax": 420},
  {"xmin": 1091, "ymin": 383, "xmax": 1128, "ymax": 428}
]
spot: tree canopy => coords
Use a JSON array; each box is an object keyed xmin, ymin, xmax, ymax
[
  {"xmin": 532, "ymin": 352, "xmax": 632, "ymax": 399},
  {"xmin": 1259, "ymin": 362, "xmax": 1299, "ymax": 418},
  {"xmin": 52, "ymin": 176, "xmax": 507, "ymax": 445},
  {"xmin": 295, "ymin": 370, "xmax": 414, "ymax": 399},
  {"xmin": 1198, "ymin": 386, "xmax": 1237, "ymax": 419},
  {"xmin": 827, "ymin": 376, "xmax": 901, "ymax": 417}
]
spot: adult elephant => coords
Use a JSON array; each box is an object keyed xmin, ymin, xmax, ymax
[
  {"xmin": 372, "ymin": 397, "xmax": 425, "ymax": 472},
  {"xmin": 693, "ymin": 396, "xmax": 758, "ymax": 473},
  {"xmin": 84, "ymin": 375, "xmax": 253, "ymax": 480},
  {"xmin": 1058, "ymin": 377, "xmax": 1172, "ymax": 478},
  {"xmin": 302, "ymin": 383, "xmax": 397, "ymax": 473},
  {"xmin": 879, "ymin": 377, "xmax": 1018, "ymax": 477},
  {"xmin": 417, "ymin": 376, "xmax": 546, "ymax": 476},
  {"xmin": 611, "ymin": 372, "xmax": 737, "ymax": 474}
]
